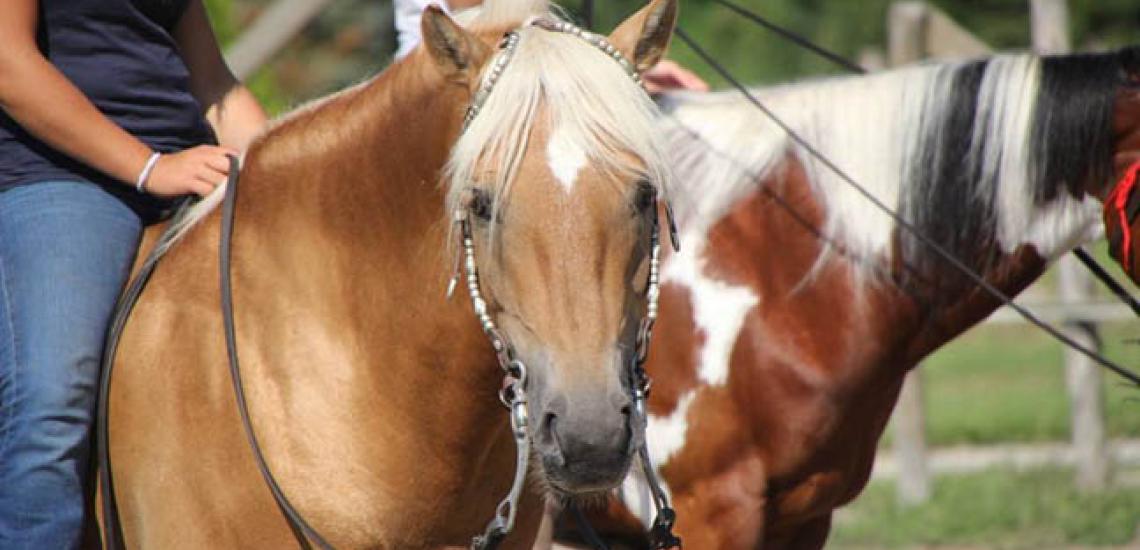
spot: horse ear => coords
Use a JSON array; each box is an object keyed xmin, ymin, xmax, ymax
[
  {"xmin": 607, "ymin": 0, "xmax": 678, "ymax": 74},
  {"xmin": 421, "ymin": 5, "xmax": 491, "ymax": 84}
]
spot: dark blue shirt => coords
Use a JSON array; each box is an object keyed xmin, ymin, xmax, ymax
[{"xmin": 0, "ymin": 0, "xmax": 218, "ymax": 223}]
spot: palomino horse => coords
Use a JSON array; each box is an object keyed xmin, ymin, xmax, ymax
[
  {"xmin": 572, "ymin": 47, "xmax": 1140, "ymax": 548},
  {"xmin": 102, "ymin": 0, "xmax": 682, "ymax": 547}
]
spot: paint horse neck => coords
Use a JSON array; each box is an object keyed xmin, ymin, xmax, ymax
[
  {"xmin": 610, "ymin": 48, "xmax": 1140, "ymax": 549},
  {"xmin": 109, "ymin": 50, "xmax": 532, "ymax": 548}
]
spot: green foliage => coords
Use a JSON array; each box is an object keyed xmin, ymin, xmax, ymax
[
  {"xmin": 881, "ymin": 238, "xmax": 1140, "ymax": 448},
  {"xmin": 212, "ymin": 0, "xmax": 1140, "ymax": 109},
  {"xmin": 203, "ymin": 0, "xmax": 238, "ymax": 45},
  {"xmin": 831, "ymin": 467, "xmax": 1140, "ymax": 548},
  {"xmin": 906, "ymin": 320, "xmax": 1140, "ymax": 447},
  {"xmin": 204, "ymin": 0, "xmax": 291, "ymax": 114}
]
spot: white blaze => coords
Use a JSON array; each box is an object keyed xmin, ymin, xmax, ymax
[{"xmin": 546, "ymin": 125, "xmax": 588, "ymax": 192}]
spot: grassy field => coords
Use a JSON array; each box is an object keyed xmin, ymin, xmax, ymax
[
  {"xmin": 883, "ymin": 241, "xmax": 1140, "ymax": 447},
  {"xmin": 830, "ymin": 467, "xmax": 1140, "ymax": 549},
  {"xmin": 906, "ymin": 321, "xmax": 1140, "ymax": 447},
  {"xmin": 834, "ymin": 243, "xmax": 1140, "ymax": 548}
]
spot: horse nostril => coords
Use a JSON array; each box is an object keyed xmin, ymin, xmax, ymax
[{"xmin": 539, "ymin": 412, "xmax": 559, "ymax": 445}]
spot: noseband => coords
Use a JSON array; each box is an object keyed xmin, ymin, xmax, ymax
[{"xmin": 448, "ymin": 18, "xmax": 682, "ymax": 550}]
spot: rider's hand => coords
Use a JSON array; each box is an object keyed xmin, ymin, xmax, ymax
[
  {"xmin": 143, "ymin": 145, "xmax": 238, "ymax": 197},
  {"xmin": 644, "ymin": 59, "xmax": 710, "ymax": 95}
]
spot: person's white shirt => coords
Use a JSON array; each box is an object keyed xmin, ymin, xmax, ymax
[{"xmin": 394, "ymin": 0, "xmax": 450, "ymax": 59}]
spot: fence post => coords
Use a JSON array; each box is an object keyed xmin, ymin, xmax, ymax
[
  {"xmin": 894, "ymin": 372, "xmax": 932, "ymax": 505},
  {"xmin": 1030, "ymin": 0, "xmax": 1111, "ymax": 493},
  {"xmin": 888, "ymin": 1, "xmax": 932, "ymax": 507}
]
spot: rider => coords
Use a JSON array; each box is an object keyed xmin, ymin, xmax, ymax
[
  {"xmin": 0, "ymin": 1, "xmax": 267, "ymax": 547},
  {"xmin": 393, "ymin": 0, "xmax": 710, "ymax": 94}
]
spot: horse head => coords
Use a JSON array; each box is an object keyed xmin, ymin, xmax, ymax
[
  {"xmin": 1103, "ymin": 46, "xmax": 1140, "ymax": 281},
  {"xmin": 422, "ymin": 0, "xmax": 677, "ymax": 498}
]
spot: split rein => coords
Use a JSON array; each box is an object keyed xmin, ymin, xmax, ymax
[
  {"xmin": 450, "ymin": 18, "xmax": 681, "ymax": 550},
  {"xmin": 675, "ymin": 0, "xmax": 1140, "ymax": 387},
  {"xmin": 98, "ymin": 16, "xmax": 683, "ymax": 550}
]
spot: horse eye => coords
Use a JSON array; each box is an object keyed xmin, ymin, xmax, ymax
[
  {"xmin": 470, "ymin": 189, "xmax": 494, "ymax": 221},
  {"xmin": 634, "ymin": 182, "xmax": 657, "ymax": 214}
]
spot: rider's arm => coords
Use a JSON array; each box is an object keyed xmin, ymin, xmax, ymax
[{"xmin": 175, "ymin": 0, "xmax": 268, "ymax": 152}]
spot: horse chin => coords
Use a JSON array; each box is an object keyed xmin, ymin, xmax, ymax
[{"xmin": 535, "ymin": 451, "xmax": 635, "ymax": 501}]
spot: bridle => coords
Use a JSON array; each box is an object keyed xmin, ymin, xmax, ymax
[
  {"xmin": 1105, "ymin": 161, "xmax": 1140, "ymax": 279},
  {"xmin": 449, "ymin": 18, "xmax": 682, "ymax": 550},
  {"xmin": 98, "ymin": 15, "xmax": 683, "ymax": 550}
]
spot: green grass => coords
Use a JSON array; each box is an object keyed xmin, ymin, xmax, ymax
[
  {"xmin": 882, "ymin": 240, "xmax": 1140, "ymax": 447},
  {"xmin": 830, "ymin": 467, "xmax": 1140, "ymax": 549},
  {"xmin": 853, "ymin": 243, "xmax": 1140, "ymax": 547},
  {"xmin": 905, "ymin": 321, "xmax": 1140, "ymax": 447}
]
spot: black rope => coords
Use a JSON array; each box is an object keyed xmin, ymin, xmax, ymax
[
  {"xmin": 708, "ymin": 0, "xmax": 866, "ymax": 74},
  {"xmin": 674, "ymin": 27, "xmax": 1140, "ymax": 387},
  {"xmin": 1072, "ymin": 247, "xmax": 1140, "ymax": 317}
]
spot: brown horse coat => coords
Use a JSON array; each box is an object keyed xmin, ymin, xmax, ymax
[
  {"xmin": 601, "ymin": 49, "xmax": 1140, "ymax": 549},
  {"xmin": 105, "ymin": 0, "xmax": 682, "ymax": 547}
]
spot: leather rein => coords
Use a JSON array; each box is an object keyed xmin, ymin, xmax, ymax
[{"xmin": 98, "ymin": 17, "xmax": 683, "ymax": 550}]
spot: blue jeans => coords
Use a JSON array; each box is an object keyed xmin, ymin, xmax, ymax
[{"xmin": 0, "ymin": 181, "xmax": 141, "ymax": 549}]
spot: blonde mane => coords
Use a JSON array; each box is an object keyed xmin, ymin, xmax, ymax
[
  {"xmin": 158, "ymin": 0, "xmax": 669, "ymax": 256},
  {"xmin": 443, "ymin": 5, "xmax": 671, "ymax": 223}
]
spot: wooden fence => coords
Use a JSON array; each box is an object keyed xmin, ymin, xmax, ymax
[{"xmin": 888, "ymin": 0, "xmax": 1114, "ymax": 506}]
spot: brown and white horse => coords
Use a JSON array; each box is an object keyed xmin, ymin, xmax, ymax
[
  {"xmin": 103, "ymin": 0, "xmax": 682, "ymax": 547},
  {"xmin": 578, "ymin": 47, "xmax": 1140, "ymax": 548}
]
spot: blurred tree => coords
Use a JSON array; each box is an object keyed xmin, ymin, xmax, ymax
[{"xmin": 212, "ymin": 0, "xmax": 1140, "ymax": 112}]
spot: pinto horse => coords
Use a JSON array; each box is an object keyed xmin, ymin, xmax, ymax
[
  {"xmin": 579, "ymin": 47, "xmax": 1140, "ymax": 548},
  {"xmin": 101, "ymin": 0, "xmax": 682, "ymax": 547}
]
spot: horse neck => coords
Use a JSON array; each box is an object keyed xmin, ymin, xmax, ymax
[
  {"xmin": 235, "ymin": 54, "xmax": 502, "ymax": 410},
  {"xmin": 224, "ymin": 56, "xmax": 521, "ymax": 534},
  {"xmin": 246, "ymin": 55, "xmax": 461, "ymax": 230}
]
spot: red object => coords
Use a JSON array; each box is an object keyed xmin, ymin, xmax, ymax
[{"xmin": 1106, "ymin": 161, "xmax": 1140, "ymax": 276}]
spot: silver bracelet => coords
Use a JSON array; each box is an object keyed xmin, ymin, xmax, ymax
[{"xmin": 135, "ymin": 152, "xmax": 161, "ymax": 193}]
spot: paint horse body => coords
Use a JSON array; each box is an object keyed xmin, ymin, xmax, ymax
[
  {"xmin": 605, "ymin": 48, "xmax": 1140, "ymax": 548},
  {"xmin": 105, "ymin": 0, "xmax": 682, "ymax": 547}
]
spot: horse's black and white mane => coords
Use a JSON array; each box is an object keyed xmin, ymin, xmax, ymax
[{"xmin": 660, "ymin": 47, "xmax": 1140, "ymax": 284}]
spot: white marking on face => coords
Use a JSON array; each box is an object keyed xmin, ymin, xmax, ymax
[{"xmin": 546, "ymin": 125, "xmax": 588, "ymax": 193}]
